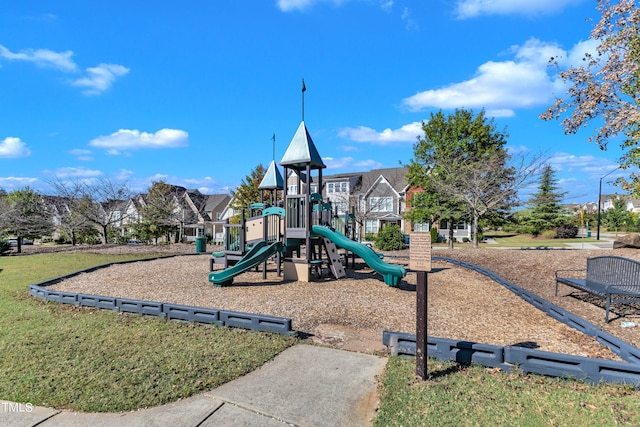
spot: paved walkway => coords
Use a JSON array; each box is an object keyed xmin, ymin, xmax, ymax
[{"xmin": 2, "ymin": 345, "xmax": 387, "ymax": 427}]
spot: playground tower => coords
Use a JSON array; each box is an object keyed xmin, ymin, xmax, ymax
[{"xmin": 279, "ymin": 121, "xmax": 330, "ymax": 281}]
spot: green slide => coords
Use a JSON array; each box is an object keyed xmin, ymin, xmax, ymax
[
  {"xmin": 208, "ymin": 240, "xmax": 283, "ymax": 286},
  {"xmin": 312, "ymin": 225, "xmax": 406, "ymax": 287}
]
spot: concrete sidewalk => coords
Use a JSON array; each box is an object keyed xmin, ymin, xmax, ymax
[{"xmin": 2, "ymin": 345, "xmax": 387, "ymax": 427}]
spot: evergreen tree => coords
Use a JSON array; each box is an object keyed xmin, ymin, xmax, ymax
[
  {"xmin": 525, "ymin": 165, "xmax": 567, "ymax": 234},
  {"xmin": 606, "ymin": 197, "xmax": 632, "ymax": 235},
  {"xmin": 230, "ymin": 164, "xmax": 265, "ymax": 218}
]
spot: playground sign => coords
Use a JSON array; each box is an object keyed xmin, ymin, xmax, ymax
[{"xmin": 409, "ymin": 233, "xmax": 431, "ymax": 272}]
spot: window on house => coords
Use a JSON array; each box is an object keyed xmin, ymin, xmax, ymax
[
  {"xmin": 216, "ymin": 212, "xmax": 222, "ymax": 220},
  {"xmin": 413, "ymin": 222, "xmax": 430, "ymax": 232},
  {"xmin": 288, "ymin": 185, "xmax": 298, "ymax": 195},
  {"xmin": 370, "ymin": 197, "xmax": 392, "ymax": 212},
  {"xmin": 310, "ymin": 184, "xmax": 318, "ymax": 193},
  {"xmin": 365, "ymin": 220, "xmax": 379, "ymax": 234},
  {"xmin": 327, "ymin": 181, "xmax": 348, "ymax": 193},
  {"xmin": 439, "ymin": 221, "xmax": 466, "ymax": 230}
]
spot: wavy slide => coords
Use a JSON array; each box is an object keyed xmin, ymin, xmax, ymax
[
  {"xmin": 208, "ymin": 241, "xmax": 283, "ymax": 287},
  {"xmin": 312, "ymin": 225, "xmax": 406, "ymax": 287}
]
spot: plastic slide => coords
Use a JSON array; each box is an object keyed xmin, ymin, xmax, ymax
[
  {"xmin": 311, "ymin": 225, "xmax": 406, "ymax": 286},
  {"xmin": 208, "ymin": 240, "xmax": 283, "ymax": 286}
]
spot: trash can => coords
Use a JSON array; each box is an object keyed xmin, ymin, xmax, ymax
[{"xmin": 195, "ymin": 236, "xmax": 207, "ymax": 253}]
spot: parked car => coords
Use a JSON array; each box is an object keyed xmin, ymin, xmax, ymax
[{"xmin": 7, "ymin": 238, "xmax": 33, "ymax": 246}]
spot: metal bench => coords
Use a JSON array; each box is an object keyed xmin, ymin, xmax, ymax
[{"xmin": 555, "ymin": 256, "xmax": 640, "ymax": 323}]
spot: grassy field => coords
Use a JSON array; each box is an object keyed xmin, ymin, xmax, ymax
[
  {"xmin": 375, "ymin": 357, "xmax": 640, "ymax": 427},
  {"xmin": 0, "ymin": 252, "xmax": 297, "ymax": 412},
  {"xmin": 439, "ymin": 232, "xmax": 600, "ymax": 248}
]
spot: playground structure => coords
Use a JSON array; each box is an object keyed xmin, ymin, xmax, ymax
[{"xmin": 208, "ymin": 120, "xmax": 406, "ymax": 287}]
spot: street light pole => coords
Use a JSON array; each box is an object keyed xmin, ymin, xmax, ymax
[{"xmin": 596, "ymin": 166, "xmax": 621, "ymax": 240}]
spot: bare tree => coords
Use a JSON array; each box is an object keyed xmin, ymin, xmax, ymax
[{"xmin": 50, "ymin": 177, "xmax": 131, "ymax": 244}]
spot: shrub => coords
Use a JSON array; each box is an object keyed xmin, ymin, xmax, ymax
[
  {"xmin": 430, "ymin": 227, "xmax": 439, "ymax": 243},
  {"xmin": 541, "ymin": 229, "xmax": 557, "ymax": 239},
  {"xmin": 555, "ymin": 224, "xmax": 578, "ymax": 239},
  {"xmin": 0, "ymin": 238, "xmax": 11, "ymax": 255},
  {"xmin": 374, "ymin": 224, "xmax": 406, "ymax": 251}
]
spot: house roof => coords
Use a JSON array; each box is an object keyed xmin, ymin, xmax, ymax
[
  {"xmin": 360, "ymin": 167, "xmax": 408, "ymax": 194},
  {"xmin": 259, "ymin": 160, "xmax": 284, "ymax": 189},
  {"xmin": 205, "ymin": 194, "xmax": 230, "ymax": 212},
  {"xmin": 280, "ymin": 121, "xmax": 326, "ymax": 170}
]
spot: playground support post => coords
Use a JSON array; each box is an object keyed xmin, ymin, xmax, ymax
[{"xmin": 416, "ymin": 271, "xmax": 428, "ymax": 380}]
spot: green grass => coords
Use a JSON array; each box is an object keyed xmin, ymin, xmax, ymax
[
  {"xmin": 375, "ymin": 357, "xmax": 640, "ymax": 427},
  {"xmin": 0, "ymin": 253, "xmax": 297, "ymax": 412},
  {"xmin": 481, "ymin": 232, "xmax": 599, "ymax": 248}
]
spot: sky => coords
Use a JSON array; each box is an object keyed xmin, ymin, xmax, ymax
[{"xmin": 0, "ymin": 0, "xmax": 634, "ymax": 205}]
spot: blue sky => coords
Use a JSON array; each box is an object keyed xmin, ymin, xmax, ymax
[{"xmin": 0, "ymin": 0, "xmax": 632, "ymax": 204}]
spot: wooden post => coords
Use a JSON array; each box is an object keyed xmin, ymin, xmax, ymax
[
  {"xmin": 416, "ymin": 270, "xmax": 427, "ymax": 380},
  {"xmin": 409, "ymin": 233, "xmax": 431, "ymax": 380}
]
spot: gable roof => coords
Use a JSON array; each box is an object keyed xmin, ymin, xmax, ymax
[{"xmin": 280, "ymin": 121, "xmax": 326, "ymax": 170}]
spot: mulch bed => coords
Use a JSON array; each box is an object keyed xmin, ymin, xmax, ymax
[{"xmin": 41, "ymin": 244, "xmax": 640, "ymax": 360}]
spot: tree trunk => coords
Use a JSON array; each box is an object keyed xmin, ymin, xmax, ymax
[
  {"xmin": 472, "ymin": 213, "xmax": 479, "ymax": 248},
  {"xmin": 447, "ymin": 219, "xmax": 454, "ymax": 249},
  {"xmin": 101, "ymin": 225, "xmax": 108, "ymax": 244}
]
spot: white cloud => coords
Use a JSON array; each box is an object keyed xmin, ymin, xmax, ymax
[
  {"xmin": 72, "ymin": 63, "xmax": 130, "ymax": 96},
  {"xmin": 89, "ymin": 129, "xmax": 189, "ymax": 152},
  {"xmin": 68, "ymin": 149, "xmax": 93, "ymax": 161},
  {"xmin": 0, "ymin": 176, "xmax": 39, "ymax": 188},
  {"xmin": 322, "ymin": 156, "xmax": 384, "ymax": 170},
  {"xmin": 0, "ymin": 44, "xmax": 77, "ymax": 72},
  {"xmin": 0, "ymin": 44, "xmax": 128, "ymax": 95},
  {"xmin": 276, "ymin": 0, "xmax": 346, "ymax": 12},
  {"xmin": 0, "ymin": 137, "xmax": 31, "ymax": 158},
  {"xmin": 402, "ymin": 38, "xmax": 575, "ymax": 117},
  {"xmin": 339, "ymin": 121, "xmax": 422, "ymax": 144},
  {"xmin": 51, "ymin": 167, "xmax": 103, "ymax": 178},
  {"xmin": 454, "ymin": 0, "xmax": 584, "ymax": 19}
]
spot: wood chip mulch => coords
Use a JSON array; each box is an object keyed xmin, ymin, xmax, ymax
[{"xmin": 46, "ymin": 245, "xmax": 640, "ymax": 360}]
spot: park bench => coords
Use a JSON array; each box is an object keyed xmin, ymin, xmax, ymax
[{"xmin": 555, "ymin": 256, "xmax": 640, "ymax": 323}]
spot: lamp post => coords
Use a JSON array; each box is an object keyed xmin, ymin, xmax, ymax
[{"xmin": 596, "ymin": 166, "xmax": 621, "ymax": 240}]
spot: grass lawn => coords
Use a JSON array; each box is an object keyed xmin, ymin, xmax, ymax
[
  {"xmin": 0, "ymin": 253, "xmax": 297, "ymax": 412},
  {"xmin": 431, "ymin": 232, "xmax": 601, "ymax": 248},
  {"xmin": 375, "ymin": 357, "xmax": 640, "ymax": 427}
]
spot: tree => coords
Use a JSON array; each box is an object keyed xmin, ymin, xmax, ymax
[
  {"xmin": 50, "ymin": 177, "xmax": 130, "ymax": 244},
  {"xmin": 540, "ymin": 0, "xmax": 640, "ymax": 193},
  {"xmin": 408, "ymin": 109, "xmax": 537, "ymax": 248},
  {"xmin": 606, "ymin": 197, "xmax": 632, "ymax": 234},
  {"xmin": 0, "ymin": 187, "xmax": 54, "ymax": 253},
  {"xmin": 47, "ymin": 179, "xmax": 96, "ymax": 245},
  {"xmin": 230, "ymin": 164, "xmax": 265, "ymax": 218},
  {"xmin": 524, "ymin": 164, "xmax": 568, "ymax": 234},
  {"xmin": 137, "ymin": 181, "xmax": 182, "ymax": 244}
]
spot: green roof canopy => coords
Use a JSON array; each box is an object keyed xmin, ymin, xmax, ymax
[
  {"xmin": 279, "ymin": 121, "xmax": 326, "ymax": 170},
  {"xmin": 259, "ymin": 160, "xmax": 284, "ymax": 190}
]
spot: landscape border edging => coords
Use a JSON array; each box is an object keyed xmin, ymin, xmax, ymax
[
  {"xmin": 382, "ymin": 331, "xmax": 640, "ymax": 386},
  {"xmin": 28, "ymin": 254, "xmax": 296, "ymax": 336},
  {"xmin": 432, "ymin": 256, "xmax": 640, "ymax": 364}
]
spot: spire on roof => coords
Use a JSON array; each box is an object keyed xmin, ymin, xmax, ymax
[
  {"xmin": 279, "ymin": 121, "xmax": 326, "ymax": 170},
  {"xmin": 259, "ymin": 160, "xmax": 284, "ymax": 189}
]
